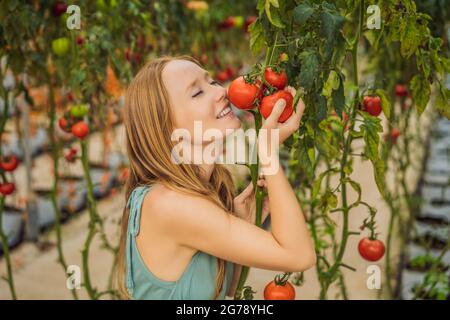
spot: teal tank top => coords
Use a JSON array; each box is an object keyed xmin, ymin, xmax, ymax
[{"xmin": 125, "ymin": 185, "xmax": 235, "ymax": 300}]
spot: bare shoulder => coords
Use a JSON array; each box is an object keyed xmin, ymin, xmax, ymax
[{"xmin": 141, "ymin": 183, "xmax": 220, "ymax": 229}]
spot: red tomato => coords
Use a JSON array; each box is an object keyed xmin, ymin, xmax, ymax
[
  {"xmin": 363, "ymin": 96, "xmax": 382, "ymax": 117},
  {"xmin": 228, "ymin": 76, "xmax": 262, "ymax": 110},
  {"xmin": 358, "ymin": 237, "xmax": 385, "ymax": 262},
  {"xmin": 58, "ymin": 118, "xmax": 67, "ymax": 131},
  {"xmin": 264, "ymin": 280, "xmax": 296, "ymax": 300},
  {"xmin": 219, "ymin": 16, "xmax": 235, "ymax": 30},
  {"xmin": 71, "ymin": 121, "xmax": 89, "ymax": 139},
  {"xmin": 216, "ymin": 70, "xmax": 229, "ymax": 83},
  {"xmin": 385, "ymin": 128, "xmax": 401, "ymax": 144},
  {"xmin": 52, "ymin": 1, "xmax": 68, "ymax": 17},
  {"xmin": 260, "ymin": 90, "xmax": 294, "ymax": 123},
  {"xmin": 76, "ymin": 36, "xmax": 84, "ymax": 45},
  {"xmin": 65, "ymin": 148, "xmax": 78, "ymax": 162},
  {"xmin": 391, "ymin": 128, "xmax": 400, "ymax": 140},
  {"xmin": 244, "ymin": 16, "xmax": 257, "ymax": 33},
  {"xmin": 0, "ymin": 182, "xmax": 15, "ymax": 196},
  {"xmin": 264, "ymin": 68, "xmax": 288, "ymax": 89},
  {"xmin": 225, "ymin": 67, "xmax": 234, "ymax": 78},
  {"xmin": 394, "ymin": 84, "xmax": 408, "ymax": 97},
  {"xmin": 0, "ymin": 155, "xmax": 19, "ymax": 172}
]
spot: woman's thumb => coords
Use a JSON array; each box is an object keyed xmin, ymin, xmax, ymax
[{"xmin": 267, "ymin": 99, "xmax": 286, "ymax": 123}]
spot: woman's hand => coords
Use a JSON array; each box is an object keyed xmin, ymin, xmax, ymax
[
  {"xmin": 233, "ymin": 178, "xmax": 270, "ymax": 225},
  {"xmin": 262, "ymin": 86, "xmax": 305, "ymax": 145}
]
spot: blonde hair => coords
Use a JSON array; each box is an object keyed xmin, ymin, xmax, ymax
[{"xmin": 116, "ymin": 55, "xmax": 236, "ymax": 300}]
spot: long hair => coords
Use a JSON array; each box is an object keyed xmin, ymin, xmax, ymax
[{"xmin": 116, "ymin": 55, "xmax": 236, "ymax": 300}]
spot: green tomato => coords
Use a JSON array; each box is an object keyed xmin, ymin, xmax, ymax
[
  {"xmin": 52, "ymin": 37, "xmax": 70, "ymax": 57},
  {"xmin": 70, "ymin": 104, "xmax": 89, "ymax": 118},
  {"xmin": 233, "ymin": 16, "xmax": 244, "ymax": 29}
]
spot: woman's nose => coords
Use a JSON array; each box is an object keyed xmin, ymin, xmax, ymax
[{"xmin": 215, "ymin": 85, "xmax": 227, "ymax": 102}]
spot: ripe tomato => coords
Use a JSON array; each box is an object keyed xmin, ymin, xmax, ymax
[
  {"xmin": 385, "ymin": 128, "xmax": 401, "ymax": 144},
  {"xmin": 219, "ymin": 16, "xmax": 236, "ymax": 30},
  {"xmin": 58, "ymin": 117, "xmax": 72, "ymax": 133},
  {"xmin": 65, "ymin": 148, "xmax": 78, "ymax": 162},
  {"xmin": 52, "ymin": 37, "xmax": 70, "ymax": 57},
  {"xmin": 71, "ymin": 121, "xmax": 89, "ymax": 139},
  {"xmin": 390, "ymin": 128, "xmax": 400, "ymax": 141},
  {"xmin": 52, "ymin": 1, "xmax": 68, "ymax": 17},
  {"xmin": 260, "ymin": 90, "xmax": 294, "ymax": 123},
  {"xmin": 244, "ymin": 16, "xmax": 257, "ymax": 33},
  {"xmin": 264, "ymin": 280, "xmax": 295, "ymax": 300},
  {"xmin": 228, "ymin": 76, "xmax": 262, "ymax": 110},
  {"xmin": 0, "ymin": 155, "xmax": 19, "ymax": 172},
  {"xmin": 76, "ymin": 36, "xmax": 84, "ymax": 45},
  {"xmin": 264, "ymin": 68, "xmax": 288, "ymax": 90},
  {"xmin": 394, "ymin": 84, "xmax": 408, "ymax": 97},
  {"xmin": 362, "ymin": 96, "xmax": 382, "ymax": 117},
  {"xmin": 216, "ymin": 70, "xmax": 230, "ymax": 83},
  {"xmin": 358, "ymin": 237, "xmax": 385, "ymax": 262},
  {"xmin": 0, "ymin": 182, "xmax": 15, "ymax": 196}
]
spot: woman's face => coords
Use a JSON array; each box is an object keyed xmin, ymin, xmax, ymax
[{"xmin": 162, "ymin": 59, "xmax": 241, "ymax": 146}]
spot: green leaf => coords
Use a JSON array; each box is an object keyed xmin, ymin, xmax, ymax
[
  {"xmin": 332, "ymin": 73, "xmax": 345, "ymax": 116},
  {"xmin": 359, "ymin": 111, "xmax": 386, "ymax": 195},
  {"xmin": 297, "ymin": 137, "xmax": 315, "ymax": 181},
  {"xmin": 249, "ymin": 20, "xmax": 265, "ymax": 55},
  {"xmin": 298, "ymin": 51, "xmax": 319, "ymax": 91},
  {"xmin": 293, "ymin": 3, "xmax": 315, "ymax": 25},
  {"xmin": 264, "ymin": 0, "xmax": 285, "ymax": 28},
  {"xmin": 400, "ymin": 17, "xmax": 425, "ymax": 58},
  {"xmin": 410, "ymin": 74, "xmax": 431, "ymax": 115},
  {"xmin": 435, "ymin": 85, "xmax": 450, "ymax": 119},
  {"xmin": 375, "ymin": 89, "xmax": 391, "ymax": 119},
  {"xmin": 269, "ymin": 0, "xmax": 279, "ymax": 8}
]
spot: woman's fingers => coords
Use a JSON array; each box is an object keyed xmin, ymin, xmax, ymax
[
  {"xmin": 265, "ymin": 98, "xmax": 286, "ymax": 126},
  {"xmin": 234, "ymin": 182, "xmax": 254, "ymax": 204},
  {"xmin": 257, "ymin": 178, "xmax": 267, "ymax": 188}
]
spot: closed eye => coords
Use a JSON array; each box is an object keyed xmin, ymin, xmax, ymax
[
  {"xmin": 192, "ymin": 90, "xmax": 203, "ymax": 98},
  {"xmin": 192, "ymin": 81, "xmax": 221, "ymax": 98}
]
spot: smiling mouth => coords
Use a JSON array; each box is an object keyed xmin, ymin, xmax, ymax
[{"xmin": 216, "ymin": 104, "xmax": 233, "ymax": 119}]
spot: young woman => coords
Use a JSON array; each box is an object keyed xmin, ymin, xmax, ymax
[{"xmin": 116, "ymin": 55, "xmax": 316, "ymax": 300}]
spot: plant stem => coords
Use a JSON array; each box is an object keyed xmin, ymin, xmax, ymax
[
  {"xmin": 80, "ymin": 139, "xmax": 99, "ymax": 300},
  {"xmin": 45, "ymin": 70, "xmax": 79, "ymax": 300},
  {"xmin": 0, "ymin": 84, "xmax": 17, "ymax": 299}
]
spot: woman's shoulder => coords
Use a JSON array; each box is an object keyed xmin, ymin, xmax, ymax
[{"xmin": 142, "ymin": 183, "xmax": 208, "ymax": 225}]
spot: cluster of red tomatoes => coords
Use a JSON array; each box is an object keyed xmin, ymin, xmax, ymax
[
  {"xmin": 0, "ymin": 154, "xmax": 19, "ymax": 196},
  {"xmin": 228, "ymin": 67, "xmax": 294, "ymax": 123},
  {"xmin": 58, "ymin": 104, "xmax": 90, "ymax": 142}
]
